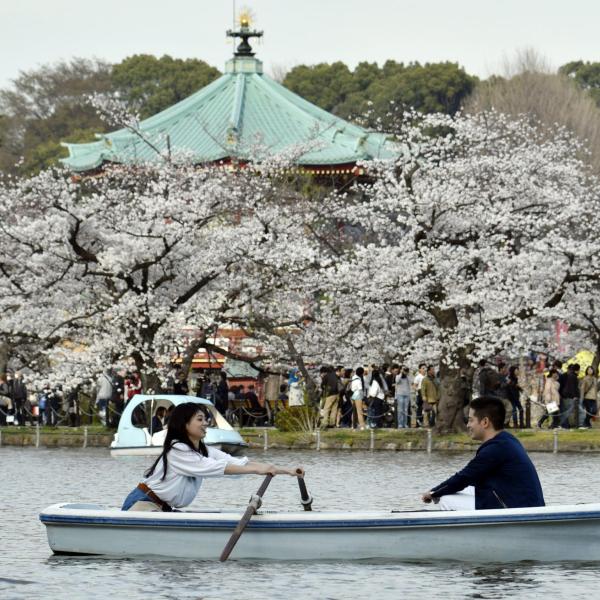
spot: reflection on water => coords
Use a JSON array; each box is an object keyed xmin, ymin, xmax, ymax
[
  {"xmin": 2, "ymin": 447, "xmax": 600, "ymax": 599},
  {"xmin": 462, "ymin": 565, "xmax": 539, "ymax": 598}
]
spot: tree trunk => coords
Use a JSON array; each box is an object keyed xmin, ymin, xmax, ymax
[
  {"xmin": 131, "ymin": 350, "xmax": 163, "ymax": 394},
  {"xmin": 179, "ymin": 335, "xmax": 207, "ymax": 380},
  {"xmin": 429, "ymin": 304, "xmax": 468, "ymax": 433},
  {"xmin": 284, "ymin": 335, "xmax": 319, "ymax": 405},
  {"xmin": 435, "ymin": 366, "xmax": 467, "ymax": 434},
  {"xmin": 0, "ymin": 342, "xmax": 9, "ymax": 375},
  {"xmin": 141, "ymin": 371, "xmax": 163, "ymax": 395}
]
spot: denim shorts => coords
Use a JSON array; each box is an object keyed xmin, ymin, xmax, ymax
[{"xmin": 121, "ymin": 486, "xmax": 152, "ymax": 511}]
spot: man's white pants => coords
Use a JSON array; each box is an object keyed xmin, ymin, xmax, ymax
[{"xmin": 438, "ymin": 486, "xmax": 475, "ymax": 511}]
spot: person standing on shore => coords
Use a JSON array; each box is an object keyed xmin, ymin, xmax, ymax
[
  {"xmin": 422, "ymin": 397, "xmax": 545, "ymax": 510},
  {"xmin": 366, "ymin": 369, "xmax": 386, "ymax": 429},
  {"xmin": 580, "ymin": 367, "xmax": 598, "ymax": 429},
  {"xmin": 320, "ymin": 366, "xmax": 340, "ymax": 429},
  {"xmin": 412, "ymin": 364, "xmax": 427, "ymax": 427},
  {"xmin": 0, "ymin": 374, "xmax": 12, "ymax": 425},
  {"xmin": 420, "ymin": 365, "xmax": 439, "ymax": 427},
  {"xmin": 12, "ymin": 372, "xmax": 28, "ymax": 426},
  {"xmin": 350, "ymin": 367, "xmax": 366, "ymax": 430},
  {"xmin": 538, "ymin": 369, "xmax": 560, "ymax": 429},
  {"xmin": 560, "ymin": 364, "xmax": 581, "ymax": 428},
  {"xmin": 507, "ymin": 366, "xmax": 524, "ymax": 428},
  {"xmin": 395, "ymin": 366, "xmax": 411, "ymax": 429},
  {"xmin": 96, "ymin": 370, "xmax": 113, "ymax": 427}
]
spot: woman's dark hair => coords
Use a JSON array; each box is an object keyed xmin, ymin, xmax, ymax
[
  {"xmin": 508, "ymin": 365, "xmax": 518, "ymax": 382},
  {"xmin": 371, "ymin": 369, "xmax": 384, "ymax": 387},
  {"xmin": 547, "ymin": 368, "xmax": 557, "ymax": 378},
  {"xmin": 145, "ymin": 402, "xmax": 209, "ymax": 480},
  {"xmin": 344, "ymin": 368, "xmax": 353, "ymax": 379},
  {"xmin": 355, "ymin": 367, "xmax": 365, "ymax": 390}
]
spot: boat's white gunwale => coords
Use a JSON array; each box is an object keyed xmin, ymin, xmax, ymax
[{"xmin": 39, "ymin": 503, "xmax": 600, "ymax": 530}]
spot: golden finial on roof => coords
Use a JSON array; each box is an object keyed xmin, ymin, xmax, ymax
[
  {"xmin": 227, "ymin": 6, "xmax": 263, "ymax": 57},
  {"xmin": 238, "ymin": 7, "xmax": 254, "ymax": 29}
]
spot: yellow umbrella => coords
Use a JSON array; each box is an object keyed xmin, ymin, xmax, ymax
[{"xmin": 564, "ymin": 349, "xmax": 597, "ymax": 377}]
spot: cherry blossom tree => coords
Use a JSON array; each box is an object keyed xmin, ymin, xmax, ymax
[
  {"xmin": 0, "ymin": 154, "xmax": 341, "ymax": 391},
  {"xmin": 2, "ymin": 105, "xmax": 599, "ymax": 436},
  {"xmin": 321, "ymin": 111, "xmax": 600, "ymax": 431}
]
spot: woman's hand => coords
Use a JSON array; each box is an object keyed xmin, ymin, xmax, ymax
[{"xmin": 292, "ymin": 467, "xmax": 305, "ymax": 477}]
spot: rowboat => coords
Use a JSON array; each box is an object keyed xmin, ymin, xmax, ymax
[
  {"xmin": 39, "ymin": 502, "xmax": 600, "ymax": 561},
  {"xmin": 110, "ymin": 394, "xmax": 247, "ymax": 456}
]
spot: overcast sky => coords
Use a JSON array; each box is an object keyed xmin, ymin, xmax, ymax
[{"xmin": 1, "ymin": 0, "xmax": 598, "ymax": 88}]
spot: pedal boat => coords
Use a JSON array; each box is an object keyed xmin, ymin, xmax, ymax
[
  {"xmin": 39, "ymin": 502, "xmax": 600, "ymax": 562},
  {"xmin": 110, "ymin": 394, "xmax": 247, "ymax": 456}
]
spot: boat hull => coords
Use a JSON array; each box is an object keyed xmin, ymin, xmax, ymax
[{"xmin": 39, "ymin": 503, "xmax": 600, "ymax": 562}]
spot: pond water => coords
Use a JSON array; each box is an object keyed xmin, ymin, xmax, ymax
[{"xmin": 2, "ymin": 447, "xmax": 600, "ymax": 599}]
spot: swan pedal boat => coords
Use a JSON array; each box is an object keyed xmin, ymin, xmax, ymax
[
  {"xmin": 110, "ymin": 394, "xmax": 247, "ymax": 456},
  {"xmin": 39, "ymin": 502, "xmax": 600, "ymax": 562}
]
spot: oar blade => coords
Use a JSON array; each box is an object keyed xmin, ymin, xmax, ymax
[{"xmin": 219, "ymin": 474, "xmax": 273, "ymax": 562}]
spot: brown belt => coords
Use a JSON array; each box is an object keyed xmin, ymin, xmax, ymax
[{"xmin": 137, "ymin": 482, "xmax": 173, "ymax": 512}]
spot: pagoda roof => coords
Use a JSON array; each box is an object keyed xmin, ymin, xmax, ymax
[{"xmin": 62, "ymin": 55, "xmax": 396, "ymax": 172}]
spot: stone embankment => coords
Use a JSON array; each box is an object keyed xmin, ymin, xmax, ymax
[{"xmin": 2, "ymin": 426, "xmax": 600, "ymax": 452}]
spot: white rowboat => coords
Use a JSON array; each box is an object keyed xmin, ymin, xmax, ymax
[{"xmin": 40, "ymin": 502, "xmax": 600, "ymax": 562}]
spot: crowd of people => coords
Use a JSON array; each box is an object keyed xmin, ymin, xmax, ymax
[
  {"xmin": 312, "ymin": 358, "xmax": 599, "ymax": 431},
  {"xmin": 0, "ymin": 367, "xmax": 274, "ymax": 429},
  {"xmin": 0, "ymin": 356, "xmax": 597, "ymax": 431},
  {"xmin": 314, "ymin": 363, "xmax": 453, "ymax": 430}
]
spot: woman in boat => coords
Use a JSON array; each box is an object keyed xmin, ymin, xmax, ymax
[{"xmin": 122, "ymin": 402, "xmax": 303, "ymax": 511}]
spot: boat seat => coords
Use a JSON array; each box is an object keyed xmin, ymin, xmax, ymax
[
  {"xmin": 142, "ymin": 427, "xmax": 152, "ymax": 446},
  {"xmin": 151, "ymin": 429, "xmax": 167, "ymax": 446}
]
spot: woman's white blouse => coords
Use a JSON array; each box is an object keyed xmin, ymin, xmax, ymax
[
  {"xmin": 350, "ymin": 376, "xmax": 364, "ymax": 397},
  {"xmin": 368, "ymin": 380, "xmax": 385, "ymax": 399},
  {"xmin": 142, "ymin": 443, "xmax": 248, "ymax": 508}
]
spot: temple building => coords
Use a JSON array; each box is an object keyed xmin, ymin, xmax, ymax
[{"xmin": 62, "ymin": 15, "xmax": 395, "ymax": 174}]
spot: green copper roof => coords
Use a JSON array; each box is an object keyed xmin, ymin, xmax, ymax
[{"xmin": 62, "ymin": 56, "xmax": 396, "ymax": 172}]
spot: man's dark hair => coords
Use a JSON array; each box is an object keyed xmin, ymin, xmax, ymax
[
  {"xmin": 470, "ymin": 397, "xmax": 505, "ymax": 430},
  {"xmin": 418, "ymin": 363, "xmax": 426, "ymax": 369},
  {"xmin": 478, "ymin": 359, "xmax": 487, "ymax": 367}
]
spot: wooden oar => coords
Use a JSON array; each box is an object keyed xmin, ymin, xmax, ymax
[
  {"xmin": 296, "ymin": 469, "xmax": 313, "ymax": 511},
  {"xmin": 219, "ymin": 474, "xmax": 273, "ymax": 562}
]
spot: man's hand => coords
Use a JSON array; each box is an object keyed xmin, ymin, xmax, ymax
[{"xmin": 421, "ymin": 491, "xmax": 435, "ymax": 504}]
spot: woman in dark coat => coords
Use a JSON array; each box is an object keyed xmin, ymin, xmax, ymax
[{"xmin": 507, "ymin": 366, "xmax": 524, "ymax": 428}]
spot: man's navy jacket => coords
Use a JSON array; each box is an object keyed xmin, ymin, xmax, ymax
[{"xmin": 430, "ymin": 431, "xmax": 545, "ymax": 510}]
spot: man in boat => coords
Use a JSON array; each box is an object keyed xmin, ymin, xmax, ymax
[{"xmin": 422, "ymin": 397, "xmax": 545, "ymax": 510}]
